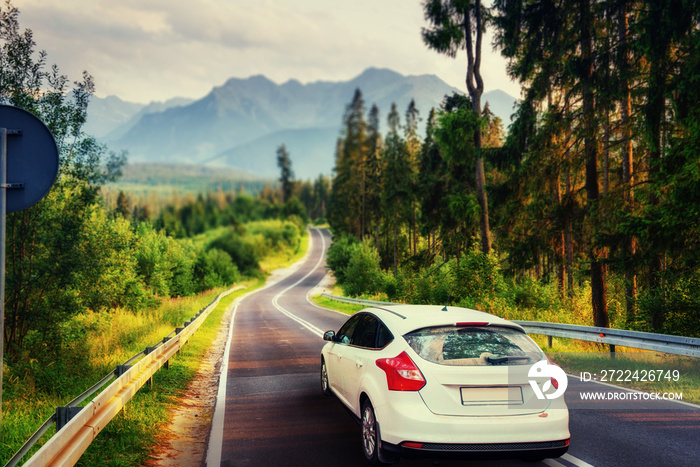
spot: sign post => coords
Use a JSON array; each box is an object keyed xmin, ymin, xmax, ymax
[
  {"xmin": 0, "ymin": 105, "xmax": 59, "ymax": 437},
  {"xmin": 0, "ymin": 127, "xmax": 7, "ymax": 437}
]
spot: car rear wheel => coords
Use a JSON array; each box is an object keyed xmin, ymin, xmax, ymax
[
  {"xmin": 321, "ymin": 359, "xmax": 332, "ymax": 396},
  {"xmin": 361, "ymin": 400, "xmax": 391, "ymax": 466}
]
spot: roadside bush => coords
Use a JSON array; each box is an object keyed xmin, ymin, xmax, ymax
[
  {"xmin": 413, "ymin": 262, "xmax": 453, "ymax": 305},
  {"xmin": 637, "ymin": 274, "xmax": 700, "ymax": 337},
  {"xmin": 509, "ymin": 276, "xmax": 562, "ymax": 311},
  {"xmin": 282, "ymin": 197, "xmax": 308, "ymax": 223},
  {"xmin": 245, "ymin": 219, "xmax": 302, "ymax": 253},
  {"xmin": 342, "ymin": 241, "xmax": 386, "ymax": 297},
  {"xmin": 194, "ymin": 248, "xmax": 241, "ymax": 292},
  {"xmin": 133, "ymin": 224, "xmax": 200, "ymax": 300},
  {"xmin": 326, "ymin": 234, "xmax": 359, "ymax": 284},
  {"xmin": 453, "ymin": 250, "xmax": 506, "ymax": 303},
  {"xmin": 209, "ymin": 229, "xmax": 260, "ymax": 275}
]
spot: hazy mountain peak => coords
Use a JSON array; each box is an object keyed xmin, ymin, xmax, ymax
[
  {"xmin": 351, "ymin": 67, "xmax": 405, "ymax": 88},
  {"xmin": 93, "ymin": 67, "xmax": 518, "ymax": 179}
]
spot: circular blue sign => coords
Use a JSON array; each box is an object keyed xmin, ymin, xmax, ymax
[{"xmin": 0, "ymin": 105, "xmax": 59, "ymax": 213}]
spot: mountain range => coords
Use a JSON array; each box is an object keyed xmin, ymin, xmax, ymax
[{"xmin": 87, "ymin": 68, "xmax": 518, "ymax": 180}]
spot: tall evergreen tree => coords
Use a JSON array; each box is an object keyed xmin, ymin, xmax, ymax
[
  {"xmin": 422, "ymin": 0, "xmax": 492, "ymax": 254},
  {"xmin": 329, "ymin": 89, "xmax": 367, "ymax": 238},
  {"xmin": 276, "ymin": 144, "xmax": 294, "ymax": 203},
  {"xmin": 418, "ymin": 108, "xmax": 446, "ymax": 258},
  {"xmin": 405, "ymin": 99, "xmax": 421, "ymax": 255},
  {"xmin": 366, "ymin": 104, "xmax": 384, "ymax": 247},
  {"xmin": 115, "ymin": 190, "xmax": 131, "ymax": 219},
  {"xmin": 382, "ymin": 103, "xmax": 412, "ymax": 275}
]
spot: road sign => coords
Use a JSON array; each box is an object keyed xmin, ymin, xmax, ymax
[
  {"xmin": 0, "ymin": 105, "xmax": 59, "ymax": 213},
  {"xmin": 0, "ymin": 104, "xmax": 60, "ymax": 439}
]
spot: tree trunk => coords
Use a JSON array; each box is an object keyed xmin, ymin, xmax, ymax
[
  {"xmin": 581, "ymin": 0, "xmax": 609, "ymax": 328},
  {"xmin": 393, "ymin": 214, "xmax": 398, "ymax": 277},
  {"xmin": 463, "ymin": 3, "xmax": 491, "ymax": 255},
  {"xmin": 554, "ymin": 175, "xmax": 566, "ymax": 295},
  {"xmin": 618, "ymin": 0, "xmax": 637, "ymax": 323}
]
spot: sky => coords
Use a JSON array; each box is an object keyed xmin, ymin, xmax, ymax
[{"xmin": 12, "ymin": 0, "xmax": 521, "ymax": 104}]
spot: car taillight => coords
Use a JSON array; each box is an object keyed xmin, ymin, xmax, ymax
[
  {"xmin": 376, "ymin": 351, "xmax": 426, "ymax": 391},
  {"xmin": 546, "ymin": 355, "xmax": 559, "ymax": 389}
]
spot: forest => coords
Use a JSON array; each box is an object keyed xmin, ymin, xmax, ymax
[{"xmin": 327, "ymin": 0, "xmax": 700, "ymax": 338}]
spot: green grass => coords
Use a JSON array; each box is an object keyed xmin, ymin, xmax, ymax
[
  {"xmin": 1, "ymin": 228, "xmax": 309, "ymax": 466},
  {"xmin": 78, "ymin": 284, "xmax": 256, "ymax": 466},
  {"xmin": 105, "ymin": 163, "xmax": 272, "ymax": 196},
  {"xmin": 312, "ymin": 295, "xmax": 365, "ymax": 315}
]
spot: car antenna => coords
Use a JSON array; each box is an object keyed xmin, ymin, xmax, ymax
[{"xmin": 442, "ymin": 294, "xmax": 451, "ymax": 312}]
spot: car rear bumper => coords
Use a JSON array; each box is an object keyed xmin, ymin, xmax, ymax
[
  {"xmin": 374, "ymin": 392, "xmax": 570, "ymax": 455},
  {"xmin": 381, "ymin": 438, "xmax": 569, "ymax": 461}
]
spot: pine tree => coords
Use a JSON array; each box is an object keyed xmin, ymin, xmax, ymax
[
  {"xmin": 382, "ymin": 103, "xmax": 412, "ymax": 275},
  {"xmin": 405, "ymin": 99, "xmax": 421, "ymax": 255},
  {"xmin": 366, "ymin": 104, "xmax": 384, "ymax": 248},
  {"xmin": 423, "ymin": 0, "xmax": 492, "ymax": 254},
  {"xmin": 328, "ymin": 89, "xmax": 368, "ymax": 238},
  {"xmin": 418, "ymin": 108, "xmax": 445, "ymax": 258},
  {"xmin": 276, "ymin": 144, "xmax": 294, "ymax": 203},
  {"xmin": 115, "ymin": 190, "xmax": 130, "ymax": 219}
]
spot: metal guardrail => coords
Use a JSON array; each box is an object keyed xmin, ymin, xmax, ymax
[
  {"xmin": 319, "ymin": 293, "xmax": 395, "ymax": 307},
  {"xmin": 6, "ymin": 285, "xmax": 246, "ymax": 467},
  {"xmin": 319, "ymin": 294, "xmax": 700, "ymax": 358},
  {"xmin": 514, "ymin": 321, "xmax": 700, "ymax": 358}
]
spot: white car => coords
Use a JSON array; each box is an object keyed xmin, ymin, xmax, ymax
[{"xmin": 320, "ymin": 305, "xmax": 570, "ymax": 465}]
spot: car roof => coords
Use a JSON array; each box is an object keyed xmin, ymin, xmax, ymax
[{"xmin": 360, "ymin": 304, "xmax": 524, "ymax": 336}]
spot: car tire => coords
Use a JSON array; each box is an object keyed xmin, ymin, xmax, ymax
[
  {"xmin": 361, "ymin": 400, "xmax": 391, "ymax": 466},
  {"xmin": 321, "ymin": 359, "xmax": 332, "ymax": 397}
]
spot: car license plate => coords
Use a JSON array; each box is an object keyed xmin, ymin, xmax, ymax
[{"xmin": 460, "ymin": 386, "xmax": 523, "ymax": 405}]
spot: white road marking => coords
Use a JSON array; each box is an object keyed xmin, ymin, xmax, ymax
[
  {"xmin": 562, "ymin": 453, "xmax": 596, "ymax": 466},
  {"xmin": 271, "ymin": 228, "xmax": 329, "ymax": 337},
  {"xmin": 305, "ymin": 280, "xmax": 356, "ymax": 317},
  {"xmin": 206, "ymin": 227, "xmax": 322, "ymax": 465},
  {"xmin": 543, "ymin": 458, "xmax": 566, "ymax": 467},
  {"xmin": 205, "ymin": 298, "xmax": 239, "ymax": 466}
]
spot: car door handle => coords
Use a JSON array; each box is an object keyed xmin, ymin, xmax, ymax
[{"xmin": 355, "ymin": 359, "xmax": 363, "ymax": 368}]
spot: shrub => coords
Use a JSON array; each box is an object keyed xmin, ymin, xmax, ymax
[
  {"xmin": 453, "ymin": 250, "xmax": 506, "ymax": 303},
  {"xmin": 342, "ymin": 241, "xmax": 386, "ymax": 297},
  {"xmin": 209, "ymin": 229, "xmax": 261, "ymax": 275},
  {"xmin": 193, "ymin": 248, "xmax": 241, "ymax": 292},
  {"xmin": 637, "ymin": 274, "xmax": 700, "ymax": 337},
  {"xmin": 326, "ymin": 234, "xmax": 359, "ymax": 284}
]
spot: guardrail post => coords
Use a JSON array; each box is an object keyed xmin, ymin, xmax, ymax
[
  {"xmin": 162, "ymin": 337, "xmax": 171, "ymax": 369},
  {"xmin": 610, "ymin": 344, "xmax": 616, "ymax": 359},
  {"xmin": 144, "ymin": 347, "xmax": 157, "ymax": 388},
  {"xmin": 547, "ymin": 335, "xmax": 553, "ymax": 348},
  {"xmin": 115, "ymin": 365, "xmax": 131, "ymax": 377},
  {"xmin": 55, "ymin": 406, "xmax": 83, "ymax": 432}
]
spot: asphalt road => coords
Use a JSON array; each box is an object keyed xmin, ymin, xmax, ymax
[{"xmin": 207, "ymin": 227, "xmax": 700, "ymax": 467}]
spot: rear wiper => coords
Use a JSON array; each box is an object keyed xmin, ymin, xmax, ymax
[{"xmin": 486, "ymin": 355, "xmax": 532, "ymax": 365}]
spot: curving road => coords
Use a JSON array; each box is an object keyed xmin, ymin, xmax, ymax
[{"xmin": 206, "ymin": 227, "xmax": 700, "ymax": 467}]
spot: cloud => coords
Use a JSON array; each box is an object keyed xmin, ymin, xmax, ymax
[{"xmin": 11, "ymin": 0, "xmax": 520, "ymax": 103}]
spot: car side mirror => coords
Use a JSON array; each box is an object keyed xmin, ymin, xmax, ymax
[{"xmin": 323, "ymin": 330, "xmax": 336, "ymax": 342}]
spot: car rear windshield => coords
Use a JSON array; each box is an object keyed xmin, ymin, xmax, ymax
[{"xmin": 404, "ymin": 325, "xmax": 543, "ymax": 366}]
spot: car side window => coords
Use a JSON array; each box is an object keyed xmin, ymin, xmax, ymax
[
  {"xmin": 336, "ymin": 314, "xmax": 362, "ymax": 345},
  {"xmin": 376, "ymin": 322, "xmax": 394, "ymax": 349},
  {"xmin": 352, "ymin": 314, "xmax": 379, "ymax": 348}
]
